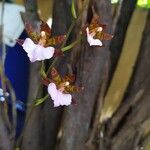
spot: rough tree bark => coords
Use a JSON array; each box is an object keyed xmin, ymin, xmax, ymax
[
  {"xmin": 0, "ymin": 113, "xmax": 12, "ymax": 150},
  {"xmin": 3, "ymin": 0, "xmax": 148, "ymax": 150},
  {"xmin": 106, "ymin": 11, "xmax": 150, "ymax": 150},
  {"xmin": 58, "ymin": 0, "xmax": 112, "ymax": 150},
  {"xmin": 109, "ymin": 0, "xmax": 137, "ymax": 76},
  {"xmin": 42, "ymin": 0, "xmax": 73, "ymax": 149},
  {"xmin": 20, "ymin": 1, "xmax": 44, "ymax": 150},
  {"xmin": 20, "ymin": 0, "xmax": 74, "ymax": 150},
  {"xmin": 0, "ymin": 3, "xmax": 12, "ymax": 150}
]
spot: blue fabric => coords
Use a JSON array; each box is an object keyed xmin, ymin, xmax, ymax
[
  {"xmin": 4, "ymin": 30, "xmax": 29, "ymax": 136},
  {"xmin": 5, "ymin": 31, "xmax": 29, "ymax": 102}
]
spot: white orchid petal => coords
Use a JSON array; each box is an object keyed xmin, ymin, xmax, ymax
[
  {"xmin": 57, "ymin": 91, "xmax": 72, "ymax": 106},
  {"xmin": 53, "ymin": 99, "xmax": 60, "ymax": 107},
  {"xmin": 22, "ymin": 38, "xmax": 36, "ymax": 53},
  {"xmin": 27, "ymin": 49, "xmax": 38, "ymax": 62},
  {"xmin": 86, "ymin": 27, "xmax": 103, "ymax": 46},
  {"xmin": 22, "ymin": 38, "xmax": 55, "ymax": 62},
  {"xmin": 42, "ymin": 46, "xmax": 55, "ymax": 59},
  {"xmin": 48, "ymin": 83, "xmax": 72, "ymax": 107},
  {"xmin": 48, "ymin": 83, "xmax": 58, "ymax": 100}
]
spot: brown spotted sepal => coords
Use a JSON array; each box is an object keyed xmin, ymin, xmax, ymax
[
  {"xmin": 82, "ymin": 14, "xmax": 113, "ymax": 46},
  {"xmin": 17, "ymin": 20, "xmax": 66, "ymax": 62},
  {"xmin": 17, "ymin": 20, "xmax": 66, "ymax": 49},
  {"xmin": 41, "ymin": 68, "xmax": 83, "ymax": 105},
  {"xmin": 24, "ymin": 20, "xmax": 66, "ymax": 47}
]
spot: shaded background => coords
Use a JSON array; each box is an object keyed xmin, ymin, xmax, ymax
[{"xmin": 0, "ymin": 0, "xmax": 150, "ymax": 150}]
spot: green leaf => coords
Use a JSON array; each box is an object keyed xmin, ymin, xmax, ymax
[
  {"xmin": 35, "ymin": 94, "xmax": 49, "ymax": 106},
  {"xmin": 71, "ymin": 0, "xmax": 77, "ymax": 19}
]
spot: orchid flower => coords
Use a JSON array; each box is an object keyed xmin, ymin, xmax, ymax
[
  {"xmin": 83, "ymin": 14, "xmax": 113, "ymax": 46},
  {"xmin": 18, "ymin": 21, "xmax": 65, "ymax": 62},
  {"xmin": 22, "ymin": 32, "xmax": 55, "ymax": 62},
  {"xmin": 86, "ymin": 27, "xmax": 103, "ymax": 46},
  {"xmin": 42, "ymin": 68, "xmax": 83, "ymax": 107},
  {"xmin": 48, "ymin": 82, "xmax": 72, "ymax": 107}
]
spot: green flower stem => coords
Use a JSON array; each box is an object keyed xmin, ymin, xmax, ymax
[
  {"xmin": 71, "ymin": 0, "xmax": 77, "ymax": 19},
  {"xmin": 62, "ymin": 35, "xmax": 82, "ymax": 52},
  {"xmin": 34, "ymin": 94, "xmax": 49, "ymax": 106}
]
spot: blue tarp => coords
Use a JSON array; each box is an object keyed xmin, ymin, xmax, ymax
[{"xmin": 4, "ymin": 30, "xmax": 29, "ymax": 136}]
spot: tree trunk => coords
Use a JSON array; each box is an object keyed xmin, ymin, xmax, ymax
[
  {"xmin": 0, "ymin": 0, "xmax": 148, "ymax": 150},
  {"xmin": 20, "ymin": 1, "xmax": 43, "ymax": 150},
  {"xmin": 106, "ymin": 11, "xmax": 150, "ymax": 150},
  {"xmin": 58, "ymin": 0, "xmax": 112, "ymax": 150},
  {"xmin": 109, "ymin": 0, "xmax": 137, "ymax": 76},
  {"xmin": 42, "ymin": 0, "xmax": 73, "ymax": 149}
]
